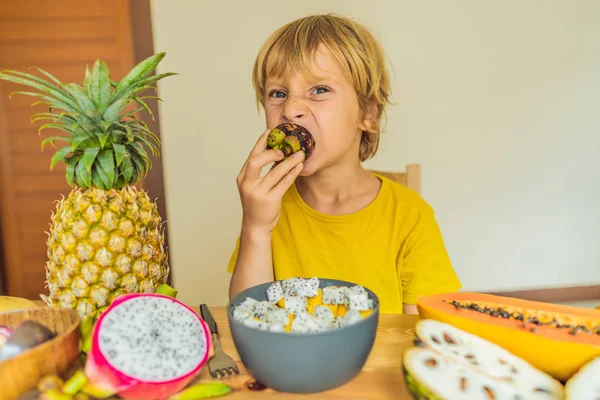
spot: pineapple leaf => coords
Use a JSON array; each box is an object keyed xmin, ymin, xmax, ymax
[
  {"xmin": 123, "ymin": 107, "xmax": 146, "ymax": 119},
  {"xmin": 91, "ymin": 59, "xmax": 111, "ymax": 113},
  {"xmin": 95, "ymin": 162, "xmax": 112, "ymax": 188},
  {"xmin": 132, "ymin": 133, "xmax": 159, "ymax": 157},
  {"xmin": 114, "ymin": 122, "xmax": 133, "ymax": 142},
  {"xmin": 133, "ymin": 95, "xmax": 154, "ymax": 120},
  {"xmin": 8, "ymin": 91, "xmax": 88, "ymax": 120},
  {"xmin": 50, "ymin": 145, "xmax": 73, "ymax": 169},
  {"xmin": 97, "ymin": 132, "xmax": 110, "ymax": 148},
  {"xmin": 113, "ymin": 144, "xmax": 127, "ymax": 167},
  {"xmin": 0, "ymin": 72, "xmax": 80, "ymax": 111},
  {"xmin": 97, "ymin": 150, "xmax": 115, "ymax": 186},
  {"xmin": 76, "ymin": 158, "xmax": 92, "ymax": 188},
  {"xmin": 39, "ymin": 123, "xmax": 78, "ymax": 137},
  {"xmin": 81, "ymin": 147, "xmax": 100, "ymax": 173},
  {"xmin": 62, "ymin": 83, "xmax": 98, "ymax": 118},
  {"xmin": 113, "ymin": 52, "xmax": 165, "ymax": 99},
  {"xmin": 83, "ymin": 64, "xmax": 92, "ymax": 98},
  {"xmin": 112, "ymin": 130, "xmax": 126, "ymax": 143},
  {"xmin": 92, "ymin": 168, "xmax": 107, "ymax": 190},
  {"xmin": 29, "ymin": 66, "xmax": 66, "ymax": 88},
  {"xmin": 66, "ymin": 154, "xmax": 81, "ymax": 187},
  {"xmin": 41, "ymin": 136, "xmax": 72, "ymax": 151},
  {"xmin": 71, "ymin": 136, "xmax": 90, "ymax": 152},
  {"xmin": 31, "ymin": 113, "xmax": 61, "ymax": 123},
  {"xmin": 130, "ymin": 150, "xmax": 151, "ymax": 179},
  {"xmin": 129, "ymin": 141, "xmax": 150, "ymax": 163},
  {"xmin": 121, "ymin": 156, "xmax": 134, "ymax": 184},
  {"xmin": 103, "ymin": 98, "xmax": 131, "ymax": 123}
]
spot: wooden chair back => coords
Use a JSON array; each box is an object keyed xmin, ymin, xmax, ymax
[{"xmin": 369, "ymin": 164, "xmax": 421, "ymax": 194}]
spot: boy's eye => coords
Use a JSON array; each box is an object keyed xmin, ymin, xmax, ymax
[
  {"xmin": 313, "ymin": 86, "xmax": 330, "ymax": 95},
  {"xmin": 269, "ymin": 90, "xmax": 286, "ymax": 98}
]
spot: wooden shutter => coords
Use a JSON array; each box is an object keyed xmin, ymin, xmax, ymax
[{"xmin": 0, "ymin": 1, "xmax": 137, "ymax": 299}]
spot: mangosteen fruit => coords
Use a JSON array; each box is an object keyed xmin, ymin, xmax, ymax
[{"xmin": 266, "ymin": 123, "xmax": 315, "ymax": 159}]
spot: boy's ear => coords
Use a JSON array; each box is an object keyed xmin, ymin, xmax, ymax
[{"xmin": 358, "ymin": 103, "xmax": 379, "ymax": 132}]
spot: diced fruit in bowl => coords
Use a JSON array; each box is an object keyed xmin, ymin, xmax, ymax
[
  {"xmin": 233, "ymin": 277, "xmax": 375, "ymax": 333},
  {"xmin": 228, "ymin": 278, "xmax": 379, "ymax": 394}
]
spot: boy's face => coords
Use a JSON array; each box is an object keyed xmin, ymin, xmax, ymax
[{"xmin": 263, "ymin": 44, "xmax": 369, "ymax": 176}]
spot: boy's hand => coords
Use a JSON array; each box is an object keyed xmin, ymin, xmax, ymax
[{"xmin": 236, "ymin": 128, "xmax": 305, "ymax": 234}]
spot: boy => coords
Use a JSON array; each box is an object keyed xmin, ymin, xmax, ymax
[{"xmin": 227, "ymin": 13, "xmax": 461, "ymax": 314}]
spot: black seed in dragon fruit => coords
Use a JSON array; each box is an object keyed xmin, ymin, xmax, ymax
[
  {"xmin": 291, "ymin": 312, "xmax": 324, "ymax": 333},
  {"xmin": 296, "ymin": 277, "xmax": 319, "ymax": 297},
  {"xmin": 237, "ymin": 297, "xmax": 258, "ymax": 313},
  {"xmin": 281, "ymin": 277, "xmax": 301, "ymax": 297},
  {"xmin": 84, "ymin": 293, "xmax": 212, "ymax": 399},
  {"xmin": 283, "ymin": 295, "xmax": 308, "ymax": 315},
  {"xmin": 253, "ymin": 301, "xmax": 273, "ymax": 321},
  {"xmin": 266, "ymin": 281, "xmax": 284, "ymax": 304},
  {"xmin": 233, "ymin": 308, "xmax": 253, "ymax": 323},
  {"xmin": 347, "ymin": 292, "xmax": 369, "ymax": 310},
  {"xmin": 314, "ymin": 305, "xmax": 335, "ymax": 324},
  {"xmin": 322, "ymin": 286, "xmax": 347, "ymax": 305},
  {"xmin": 266, "ymin": 307, "xmax": 290, "ymax": 326}
]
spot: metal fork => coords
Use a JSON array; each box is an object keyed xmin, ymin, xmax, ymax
[{"xmin": 199, "ymin": 304, "xmax": 240, "ymax": 379}]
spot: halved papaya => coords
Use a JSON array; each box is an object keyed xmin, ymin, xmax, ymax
[{"xmin": 416, "ymin": 292, "xmax": 600, "ymax": 381}]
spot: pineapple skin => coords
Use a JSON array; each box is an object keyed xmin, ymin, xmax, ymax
[{"xmin": 40, "ymin": 186, "xmax": 169, "ymax": 320}]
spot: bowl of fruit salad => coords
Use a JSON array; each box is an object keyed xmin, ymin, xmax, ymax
[{"xmin": 227, "ymin": 277, "xmax": 379, "ymax": 394}]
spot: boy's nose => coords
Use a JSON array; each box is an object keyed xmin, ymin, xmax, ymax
[{"xmin": 282, "ymin": 97, "xmax": 306, "ymax": 121}]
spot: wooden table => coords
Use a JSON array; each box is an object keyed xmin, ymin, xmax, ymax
[{"xmin": 192, "ymin": 307, "xmax": 418, "ymax": 399}]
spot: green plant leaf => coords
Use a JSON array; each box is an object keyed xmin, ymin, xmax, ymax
[
  {"xmin": 120, "ymin": 155, "xmax": 134, "ymax": 184},
  {"xmin": 91, "ymin": 59, "xmax": 111, "ymax": 113},
  {"xmin": 8, "ymin": 91, "xmax": 88, "ymax": 119},
  {"xmin": 65, "ymin": 154, "xmax": 81, "ymax": 187},
  {"xmin": 97, "ymin": 132, "xmax": 110, "ymax": 148},
  {"xmin": 91, "ymin": 168, "xmax": 106, "ymax": 190},
  {"xmin": 71, "ymin": 136, "xmax": 90, "ymax": 152},
  {"xmin": 41, "ymin": 136, "xmax": 72, "ymax": 150},
  {"xmin": 76, "ymin": 158, "xmax": 92, "ymax": 188},
  {"xmin": 0, "ymin": 71, "xmax": 80, "ymax": 111},
  {"xmin": 50, "ymin": 146, "xmax": 73, "ymax": 169},
  {"xmin": 81, "ymin": 147, "xmax": 100, "ymax": 173},
  {"xmin": 103, "ymin": 98, "xmax": 131, "ymax": 122},
  {"xmin": 95, "ymin": 163, "xmax": 112, "ymax": 189},
  {"xmin": 62, "ymin": 83, "xmax": 98, "ymax": 117},
  {"xmin": 113, "ymin": 52, "xmax": 165, "ymax": 99},
  {"xmin": 113, "ymin": 144, "xmax": 127, "ymax": 167},
  {"xmin": 38, "ymin": 123, "xmax": 78, "ymax": 137},
  {"xmin": 133, "ymin": 95, "xmax": 154, "ymax": 120},
  {"xmin": 97, "ymin": 149, "xmax": 115, "ymax": 185}
]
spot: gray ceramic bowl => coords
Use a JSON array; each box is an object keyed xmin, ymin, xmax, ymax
[{"xmin": 227, "ymin": 278, "xmax": 380, "ymax": 394}]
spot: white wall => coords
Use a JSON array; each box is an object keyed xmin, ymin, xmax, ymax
[{"xmin": 149, "ymin": 0, "xmax": 600, "ymax": 307}]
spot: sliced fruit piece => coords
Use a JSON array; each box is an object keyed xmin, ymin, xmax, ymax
[
  {"xmin": 565, "ymin": 356, "xmax": 600, "ymax": 400},
  {"xmin": 417, "ymin": 292, "xmax": 600, "ymax": 381}
]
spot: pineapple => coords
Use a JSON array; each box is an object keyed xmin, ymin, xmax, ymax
[{"xmin": 0, "ymin": 52, "xmax": 176, "ymax": 320}]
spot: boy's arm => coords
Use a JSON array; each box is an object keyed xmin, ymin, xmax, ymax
[{"xmin": 228, "ymin": 227, "xmax": 274, "ymax": 299}]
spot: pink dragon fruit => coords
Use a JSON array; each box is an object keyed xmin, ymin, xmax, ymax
[{"xmin": 83, "ymin": 293, "xmax": 212, "ymax": 399}]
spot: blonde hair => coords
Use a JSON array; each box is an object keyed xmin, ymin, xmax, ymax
[{"xmin": 252, "ymin": 13, "xmax": 391, "ymax": 161}]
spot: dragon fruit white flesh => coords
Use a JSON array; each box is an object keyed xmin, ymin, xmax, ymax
[
  {"xmin": 266, "ymin": 281, "xmax": 284, "ymax": 304},
  {"xmin": 297, "ymin": 277, "xmax": 319, "ymax": 297},
  {"xmin": 283, "ymin": 295, "xmax": 308, "ymax": 315},
  {"xmin": 253, "ymin": 300, "xmax": 273, "ymax": 320},
  {"xmin": 404, "ymin": 319, "xmax": 564, "ymax": 400},
  {"xmin": 565, "ymin": 356, "xmax": 600, "ymax": 400},
  {"xmin": 281, "ymin": 277, "xmax": 300, "ymax": 297},
  {"xmin": 84, "ymin": 293, "xmax": 212, "ymax": 399},
  {"xmin": 322, "ymin": 286, "xmax": 347, "ymax": 305}
]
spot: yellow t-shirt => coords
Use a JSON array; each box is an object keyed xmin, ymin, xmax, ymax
[{"xmin": 227, "ymin": 173, "xmax": 461, "ymax": 314}]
